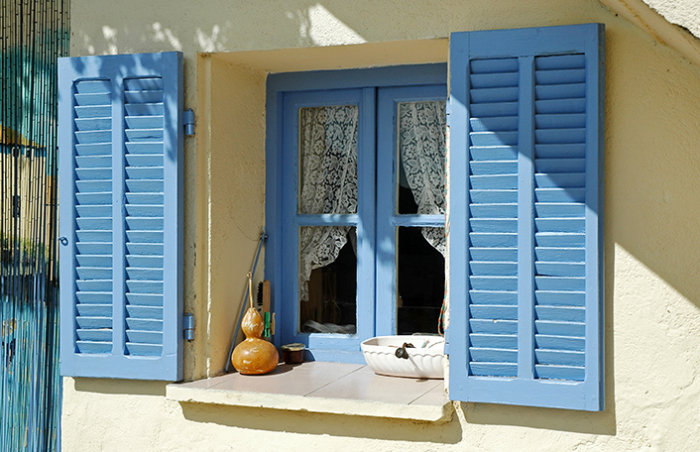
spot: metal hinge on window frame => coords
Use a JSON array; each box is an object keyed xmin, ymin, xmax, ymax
[
  {"xmin": 183, "ymin": 109, "xmax": 195, "ymax": 136},
  {"xmin": 183, "ymin": 313, "xmax": 195, "ymax": 341}
]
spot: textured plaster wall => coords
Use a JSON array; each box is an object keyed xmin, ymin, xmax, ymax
[
  {"xmin": 64, "ymin": 0, "xmax": 700, "ymax": 451},
  {"xmin": 643, "ymin": 0, "xmax": 700, "ymax": 38}
]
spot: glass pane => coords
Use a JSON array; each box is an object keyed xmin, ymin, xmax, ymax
[
  {"xmin": 299, "ymin": 226, "xmax": 357, "ymax": 334},
  {"xmin": 298, "ymin": 105, "xmax": 358, "ymax": 214},
  {"xmin": 397, "ymin": 100, "xmax": 447, "ymax": 214},
  {"xmin": 397, "ymin": 227, "xmax": 445, "ymax": 335}
]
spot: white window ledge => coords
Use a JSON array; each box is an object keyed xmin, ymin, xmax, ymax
[{"xmin": 166, "ymin": 361, "xmax": 453, "ymax": 423}]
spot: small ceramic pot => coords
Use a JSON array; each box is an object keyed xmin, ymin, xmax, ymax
[{"xmin": 281, "ymin": 343, "xmax": 306, "ymax": 365}]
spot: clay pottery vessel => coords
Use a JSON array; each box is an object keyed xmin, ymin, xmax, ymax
[
  {"xmin": 231, "ymin": 307, "xmax": 279, "ymax": 375},
  {"xmin": 280, "ymin": 343, "xmax": 306, "ymax": 365}
]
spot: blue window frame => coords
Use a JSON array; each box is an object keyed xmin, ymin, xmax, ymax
[{"xmin": 266, "ymin": 65, "xmax": 448, "ymax": 363}]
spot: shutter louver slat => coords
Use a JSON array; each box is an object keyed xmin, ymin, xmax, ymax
[
  {"xmin": 125, "ymin": 143, "xmax": 165, "ymax": 154},
  {"xmin": 74, "ymin": 80, "xmax": 111, "ymax": 93},
  {"xmin": 534, "ymin": 320, "xmax": 585, "ymax": 336},
  {"xmin": 470, "ymin": 146, "xmax": 517, "ymax": 161},
  {"xmin": 74, "ymin": 106, "xmax": 111, "ymax": 118},
  {"xmin": 470, "ymin": 276, "xmax": 517, "ymax": 291},
  {"xmin": 75, "ymin": 144, "xmax": 112, "ymax": 156},
  {"xmin": 126, "ymin": 293, "xmax": 164, "ymax": 306},
  {"xmin": 76, "ymin": 342, "xmax": 113, "ymax": 354},
  {"xmin": 469, "ymin": 290, "xmax": 518, "ymax": 304},
  {"xmin": 534, "ymin": 365, "xmax": 584, "ymax": 381},
  {"xmin": 469, "ymin": 319, "xmax": 518, "ymax": 334},
  {"xmin": 74, "ymin": 131, "xmax": 111, "ymax": 144},
  {"xmin": 76, "ymin": 329, "xmax": 112, "ymax": 341},
  {"xmin": 535, "ymin": 306, "xmax": 585, "ymax": 322},
  {"xmin": 75, "ymin": 117, "xmax": 111, "ymax": 130},
  {"xmin": 74, "ymin": 93, "xmax": 111, "ymax": 106}
]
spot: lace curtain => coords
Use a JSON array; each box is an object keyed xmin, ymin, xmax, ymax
[
  {"xmin": 298, "ymin": 105, "xmax": 358, "ymax": 302},
  {"xmin": 398, "ymin": 100, "xmax": 447, "ymax": 255},
  {"xmin": 297, "ymin": 101, "xmax": 445, "ymax": 302}
]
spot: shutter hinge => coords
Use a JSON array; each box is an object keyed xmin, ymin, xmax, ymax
[
  {"xmin": 183, "ymin": 313, "xmax": 195, "ymax": 341},
  {"xmin": 183, "ymin": 109, "xmax": 195, "ymax": 136},
  {"xmin": 12, "ymin": 195, "xmax": 20, "ymax": 218}
]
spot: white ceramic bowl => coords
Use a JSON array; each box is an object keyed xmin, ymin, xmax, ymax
[{"xmin": 361, "ymin": 335, "xmax": 445, "ymax": 379}]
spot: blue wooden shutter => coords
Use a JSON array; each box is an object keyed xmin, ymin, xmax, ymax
[
  {"xmin": 447, "ymin": 24, "xmax": 604, "ymax": 410},
  {"xmin": 58, "ymin": 52, "xmax": 184, "ymax": 380}
]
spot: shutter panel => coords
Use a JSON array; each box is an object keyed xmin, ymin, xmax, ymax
[
  {"xmin": 59, "ymin": 52, "xmax": 184, "ymax": 381},
  {"xmin": 447, "ymin": 24, "xmax": 604, "ymax": 410}
]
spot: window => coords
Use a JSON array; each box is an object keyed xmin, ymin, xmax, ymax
[
  {"xmin": 266, "ymin": 66, "xmax": 447, "ymax": 362},
  {"xmin": 59, "ymin": 23, "xmax": 603, "ymax": 411}
]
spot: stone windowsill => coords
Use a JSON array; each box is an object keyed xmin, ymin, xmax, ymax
[{"xmin": 166, "ymin": 361, "xmax": 453, "ymax": 423}]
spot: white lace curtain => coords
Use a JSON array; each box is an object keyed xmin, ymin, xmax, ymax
[
  {"xmin": 398, "ymin": 100, "xmax": 447, "ymax": 255},
  {"xmin": 298, "ymin": 105, "xmax": 358, "ymax": 302},
  {"xmin": 297, "ymin": 101, "xmax": 446, "ymax": 302}
]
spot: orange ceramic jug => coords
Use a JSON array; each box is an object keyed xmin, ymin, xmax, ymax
[{"xmin": 231, "ymin": 276, "xmax": 279, "ymax": 375}]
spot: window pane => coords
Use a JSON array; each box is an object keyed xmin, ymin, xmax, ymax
[
  {"xmin": 299, "ymin": 226, "xmax": 357, "ymax": 334},
  {"xmin": 298, "ymin": 105, "xmax": 358, "ymax": 214},
  {"xmin": 397, "ymin": 226, "xmax": 445, "ymax": 334},
  {"xmin": 397, "ymin": 100, "xmax": 446, "ymax": 214}
]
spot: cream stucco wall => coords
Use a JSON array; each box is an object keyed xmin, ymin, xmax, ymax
[{"xmin": 63, "ymin": 1, "xmax": 700, "ymax": 451}]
